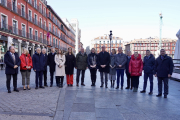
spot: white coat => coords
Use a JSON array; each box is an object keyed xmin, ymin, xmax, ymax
[{"xmin": 55, "ymin": 54, "xmax": 66, "ymax": 76}]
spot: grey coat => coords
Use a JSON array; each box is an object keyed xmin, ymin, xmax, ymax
[
  {"xmin": 109, "ymin": 54, "xmax": 116, "ymax": 75},
  {"xmin": 115, "ymin": 53, "xmax": 127, "ymax": 69}
]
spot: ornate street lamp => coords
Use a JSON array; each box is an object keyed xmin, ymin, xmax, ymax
[{"xmin": 109, "ymin": 30, "xmax": 113, "ymax": 53}]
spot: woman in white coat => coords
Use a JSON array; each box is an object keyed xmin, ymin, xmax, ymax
[{"xmin": 55, "ymin": 49, "xmax": 66, "ymax": 88}]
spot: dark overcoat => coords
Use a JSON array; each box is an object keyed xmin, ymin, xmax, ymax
[
  {"xmin": 47, "ymin": 53, "xmax": 56, "ymax": 73},
  {"xmin": 97, "ymin": 51, "xmax": 110, "ymax": 73},
  {"xmin": 32, "ymin": 53, "xmax": 45, "ymax": 72},
  {"xmin": 4, "ymin": 51, "xmax": 21, "ymax": 74},
  {"xmin": 143, "ymin": 54, "xmax": 155, "ymax": 74},
  {"xmin": 65, "ymin": 53, "xmax": 76, "ymax": 75}
]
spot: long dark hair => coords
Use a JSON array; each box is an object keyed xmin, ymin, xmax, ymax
[
  {"xmin": 57, "ymin": 49, "xmax": 64, "ymax": 57},
  {"xmin": 66, "ymin": 47, "xmax": 74, "ymax": 56}
]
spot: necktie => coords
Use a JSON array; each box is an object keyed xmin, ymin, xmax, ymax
[{"xmin": 12, "ymin": 54, "xmax": 15, "ymax": 64}]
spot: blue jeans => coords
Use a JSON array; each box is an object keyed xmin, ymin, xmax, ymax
[
  {"xmin": 116, "ymin": 69, "xmax": 124, "ymax": 87},
  {"xmin": 143, "ymin": 73, "xmax": 153, "ymax": 92},
  {"xmin": 36, "ymin": 71, "xmax": 43, "ymax": 87}
]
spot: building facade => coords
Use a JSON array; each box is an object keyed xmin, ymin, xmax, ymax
[
  {"xmin": 0, "ymin": 0, "xmax": 75, "ymax": 60},
  {"xmin": 70, "ymin": 19, "xmax": 81, "ymax": 54},
  {"xmin": 125, "ymin": 37, "xmax": 177, "ymax": 58},
  {"xmin": 91, "ymin": 35, "xmax": 123, "ymax": 53}
]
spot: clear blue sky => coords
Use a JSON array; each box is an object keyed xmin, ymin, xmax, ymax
[{"xmin": 48, "ymin": 0, "xmax": 180, "ymax": 47}]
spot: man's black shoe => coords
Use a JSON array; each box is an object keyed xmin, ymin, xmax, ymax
[
  {"xmin": 106, "ymin": 86, "xmax": 108, "ymax": 88},
  {"xmin": 50, "ymin": 84, "xmax": 53, "ymax": 87},
  {"xmin": 156, "ymin": 94, "xmax": 162, "ymax": 97},
  {"xmin": 39, "ymin": 86, "xmax": 45, "ymax": 89},
  {"xmin": 149, "ymin": 92, "xmax": 153, "ymax": 95},
  {"xmin": 14, "ymin": 89, "xmax": 19, "ymax": 92},
  {"xmin": 121, "ymin": 87, "xmax": 123, "ymax": 90},
  {"xmin": 140, "ymin": 90, "xmax": 146, "ymax": 93},
  {"xmin": 35, "ymin": 87, "xmax": 38, "ymax": 89},
  {"xmin": 81, "ymin": 83, "xmax": 85, "ymax": 86},
  {"xmin": 100, "ymin": 85, "xmax": 103, "ymax": 88},
  {"xmin": 8, "ymin": 90, "xmax": 11, "ymax": 93},
  {"xmin": 116, "ymin": 86, "xmax": 119, "ymax": 89},
  {"xmin": 125, "ymin": 87, "xmax": 129, "ymax": 89},
  {"xmin": 164, "ymin": 95, "xmax": 167, "ymax": 98},
  {"xmin": 44, "ymin": 85, "xmax": 48, "ymax": 87}
]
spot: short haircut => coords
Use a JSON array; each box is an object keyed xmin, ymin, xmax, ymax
[
  {"xmin": 118, "ymin": 47, "xmax": 122, "ymax": 50},
  {"xmin": 160, "ymin": 49, "xmax": 165, "ymax": 51},
  {"xmin": 146, "ymin": 50, "xmax": 150, "ymax": 52},
  {"xmin": 36, "ymin": 47, "xmax": 41, "ymax": 51},
  {"xmin": 42, "ymin": 48, "xmax": 46, "ymax": 51},
  {"xmin": 9, "ymin": 46, "xmax": 13, "ymax": 51},
  {"xmin": 127, "ymin": 50, "xmax": 131, "ymax": 53},
  {"xmin": 102, "ymin": 45, "xmax": 105, "ymax": 48}
]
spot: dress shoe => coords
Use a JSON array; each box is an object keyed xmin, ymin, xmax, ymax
[
  {"xmin": 116, "ymin": 86, "xmax": 119, "ymax": 89},
  {"xmin": 121, "ymin": 87, "xmax": 123, "ymax": 90},
  {"xmin": 100, "ymin": 85, "xmax": 103, "ymax": 87},
  {"xmin": 14, "ymin": 89, "xmax": 19, "ymax": 92},
  {"xmin": 156, "ymin": 94, "xmax": 162, "ymax": 97},
  {"xmin": 8, "ymin": 90, "xmax": 11, "ymax": 93},
  {"xmin": 23, "ymin": 88, "xmax": 26, "ymax": 90},
  {"xmin": 125, "ymin": 87, "xmax": 130, "ymax": 89},
  {"xmin": 106, "ymin": 86, "xmax": 108, "ymax": 88},
  {"xmin": 130, "ymin": 87, "xmax": 133, "ymax": 90},
  {"xmin": 149, "ymin": 92, "xmax": 153, "ymax": 95},
  {"xmin": 76, "ymin": 84, "xmax": 79, "ymax": 87},
  {"xmin": 91, "ymin": 84, "xmax": 93, "ymax": 86},
  {"xmin": 35, "ymin": 87, "xmax": 38, "ymax": 89},
  {"xmin": 50, "ymin": 84, "xmax": 53, "ymax": 87},
  {"xmin": 44, "ymin": 85, "xmax": 48, "ymax": 87},
  {"xmin": 39, "ymin": 86, "xmax": 45, "ymax": 89},
  {"xmin": 164, "ymin": 95, "xmax": 167, "ymax": 98},
  {"xmin": 81, "ymin": 83, "xmax": 85, "ymax": 86},
  {"xmin": 140, "ymin": 90, "xmax": 146, "ymax": 93}
]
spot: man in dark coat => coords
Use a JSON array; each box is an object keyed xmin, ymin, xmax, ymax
[
  {"xmin": 48, "ymin": 47, "xmax": 56, "ymax": 87},
  {"xmin": 115, "ymin": 47, "xmax": 127, "ymax": 89},
  {"xmin": 154, "ymin": 49, "xmax": 174, "ymax": 98},
  {"xmin": 125, "ymin": 50, "xmax": 132, "ymax": 89},
  {"xmin": 140, "ymin": 50, "xmax": 155, "ymax": 94},
  {"xmin": 75, "ymin": 48, "xmax": 88, "ymax": 86},
  {"xmin": 32, "ymin": 47, "xmax": 45, "ymax": 89},
  {"xmin": 4, "ymin": 46, "xmax": 21, "ymax": 93},
  {"xmin": 42, "ymin": 48, "xmax": 48, "ymax": 87},
  {"xmin": 97, "ymin": 46, "xmax": 110, "ymax": 88}
]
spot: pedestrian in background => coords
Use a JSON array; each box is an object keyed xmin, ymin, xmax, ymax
[
  {"xmin": 42, "ymin": 48, "xmax": 48, "ymax": 87},
  {"xmin": 154, "ymin": 49, "xmax": 174, "ymax": 98},
  {"xmin": 115, "ymin": 47, "xmax": 127, "ymax": 89},
  {"xmin": 88, "ymin": 48, "xmax": 98, "ymax": 86},
  {"xmin": 65, "ymin": 47, "xmax": 76, "ymax": 86},
  {"xmin": 125, "ymin": 50, "xmax": 133, "ymax": 90},
  {"xmin": 75, "ymin": 48, "xmax": 88, "ymax": 86},
  {"xmin": 32, "ymin": 48, "xmax": 45, "ymax": 89},
  {"xmin": 20, "ymin": 48, "xmax": 33, "ymax": 90},
  {"xmin": 48, "ymin": 47, "xmax": 56, "ymax": 87},
  {"xmin": 97, "ymin": 46, "xmax": 110, "ymax": 88},
  {"xmin": 4, "ymin": 46, "xmax": 21, "ymax": 93},
  {"xmin": 129, "ymin": 52, "xmax": 143, "ymax": 92},
  {"xmin": 140, "ymin": 50, "xmax": 155, "ymax": 95},
  {"xmin": 109, "ymin": 49, "xmax": 116, "ymax": 88},
  {"xmin": 55, "ymin": 49, "xmax": 66, "ymax": 88}
]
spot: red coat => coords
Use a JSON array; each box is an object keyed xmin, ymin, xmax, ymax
[
  {"xmin": 129, "ymin": 54, "xmax": 143, "ymax": 76},
  {"xmin": 20, "ymin": 54, "xmax": 33, "ymax": 70}
]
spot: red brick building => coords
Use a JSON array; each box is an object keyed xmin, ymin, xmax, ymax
[
  {"xmin": 0, "ymin": 0, "xmax": 75, "ymax": 59},
  {"xmin": 124, "ymin": 37, "xmax": 177, "ymax": 58}
]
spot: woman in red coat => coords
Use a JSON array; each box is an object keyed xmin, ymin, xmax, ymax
[
  {"xmin": 129, "ymin": 52, "xmax": 143, "ymax": 92},
  {"xmin": 20, "ymin": 48, "xmax": 33, "ymax": 90}
]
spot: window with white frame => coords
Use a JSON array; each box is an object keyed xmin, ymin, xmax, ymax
[
  {"xmin": 40, "ymin": 18, "xmax": 42, "ymax": 27},
  {"xmin": 40, "ymin": 32, "xmax": 42, "ymax": 42},
  {"xmin": 22, "ymin": 24, "xmax": 26, "ymax": 37},
  {"xmin": 29, "ymin": 27, "xmax": 33, "ymax": 39},
  {"xmin": 13, "ymin": 20, "xmax": 18, "ymax": 34},
  {"xmin": 21, "ymin": 4, "xmax": 25, "ymax": 17},
  {"xmin": 39, "ymin": 3, "xmax": 42, "ymax": 13},
  {"xmin": 34, "ymin": 14, "xmax": 37, "ymax": 25},
  {"xmin": 35, "ymin": 30, "xmax": 38, "ymax": 40},
  {"xmin": 34, "ymin": 0, "xmax": 37, "ymax": 8},
  {"xmin": 1, "ymin": 14, "xmax": 7, "ymax": 29},
  {"xmin": 49, "ymin": 23, "xmax": 51, "ymax": 31},
  {"xmin": 28, "ymin": 10, "xmax": 32, "ymax": 21},
  {"xmin": 50, "ymin": 35, "xmax": 52, "ymax": 45}
]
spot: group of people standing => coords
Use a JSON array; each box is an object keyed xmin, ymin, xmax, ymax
[{"xmin": 4, "ymin": 45, "xmax": 174, "ymax": 98}]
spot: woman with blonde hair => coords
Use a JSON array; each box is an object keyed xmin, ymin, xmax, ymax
[
  {"xmin": 20, "ymin": 48, "xmax": 33, "ymax": 90},
  {"xmin": 65, "ymin": 47, "xmax": 76, "ymax": 86},
  {"xmin": 54, "ymin": 49, "xmax": 66, "ymax": 88}
]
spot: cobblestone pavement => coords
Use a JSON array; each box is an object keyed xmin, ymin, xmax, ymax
[
  {"xmin": 0, "ymin": 68, "xmax": 180, "ymax": 120},
  {"xmin": 0, "ymin": 68, "xmax": 62, "ymax": 120}
]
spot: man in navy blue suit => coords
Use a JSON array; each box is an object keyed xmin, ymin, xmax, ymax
[{"xmin": 4, "ymin": 46, "xmax": 21, "ymax": 93}]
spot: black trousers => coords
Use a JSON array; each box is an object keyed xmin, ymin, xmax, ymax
[
  {"xmin": 56, "ymin": 76, "xmax": 64, "ymax": 85},
  {"xmin": 158, "ymin": 77, "xmax": 169, "ymax": 95},
  {"xmin": 35, "ymin": 71, "xmax": 43, "ymax": 87},
  {"xmin": 126, "ymin": 73, "xmax": 133, "ymax": 88},
  {"xmin": 6, "ymin": 74, "xmax": 17, "ymax": 90},
  {"xmin": 131, "ymin": 76, "xmax": 139, "ymax": 88},
  {"xmin": 50, "ymin": 72, "xmax": 57, "ymax": 85},
  {"xmin": 90, "ymin": 69, "xmax": 97, "ymax": 84},
  {"xmin": 43, "ymin": 70, "xmax": 47, "ymax": 86},
  {"xmin": 76, "ymin": 69, "xmax": 85, "ymax": 84}
]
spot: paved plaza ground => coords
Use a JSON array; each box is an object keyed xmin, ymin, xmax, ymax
[{"xmin": 0, "ymin": 68, "xmax": 180, "ymax": 120}]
